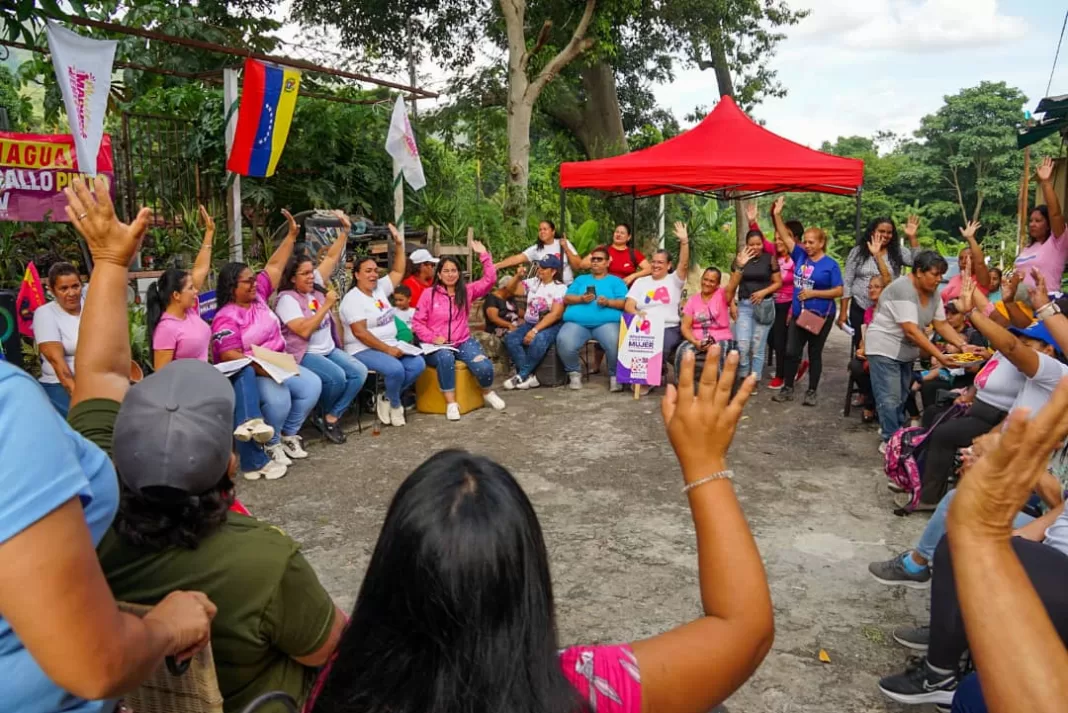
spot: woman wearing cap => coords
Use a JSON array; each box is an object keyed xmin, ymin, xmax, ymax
[
  {"xmin": 33, "ymin": 261, "xmax": 84, "ymax": 416},
  {"xmin": 556, "ymin": 246, "xmax": 629, "ymax": 391},
  {"xmin": 340, "ymin": 225, "xmax": 425, "ymax": 428},
  {"xmin": 403, "ymin": 247, "xmax": 439, "ymax": 305},
  {"xmin": 502, "ymin": 255, "xmax": 567, "ymax": 389},
  {"xmin": 624, "ymin": 223, "xmax": 691, "ymax": 385},
  {"xmin": 494, "ymin": 219, "xmax": 582, "ymax": 285},
  {"xmin": 412, "ymin": 242, "xmax": 507, "ymax": 421},
  {"xmin": 212, "ymin": 210, "xmax": 323, "ymax": 468},
  {"xmin": 582, "ymin": 223, "xmax": 653, "ymax": 287},
  {"xmin": 277, "ymin": 211, "xmax": 368, "ymax": 445}
]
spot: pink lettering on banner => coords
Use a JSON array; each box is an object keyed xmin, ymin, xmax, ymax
[{"xmin": 67, "ymin": 67, "xmax": 96, "ymax": 139}]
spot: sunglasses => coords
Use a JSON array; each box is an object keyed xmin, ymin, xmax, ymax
[{"xmin": 590, "ymin": 256, "xmax": 606, "ymax": 262}]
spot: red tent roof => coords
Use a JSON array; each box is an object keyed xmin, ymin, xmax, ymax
[{"xmin": 559, "ymin": 96, "xmax": 864, "ymax": 198}]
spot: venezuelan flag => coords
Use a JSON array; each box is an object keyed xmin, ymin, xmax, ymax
[{"xmin": 226, "ymin": 59, "xmax": 301, "ymax": 178}]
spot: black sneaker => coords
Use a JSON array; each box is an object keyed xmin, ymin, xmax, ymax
[
  {"xmin": 893, "ymin": 625, "xmax": 930, "ymax": 652},
  {"xmin": 322, "ymin": 420, "xmax": 347, "ymax": 444},
  {"xmin": 868, "ymin": 553, "xmax": 931, "ymax": 589},
  {"xmin": 802, "ymin": 389, "xmax": 818, "ymax": 406},
  {"xmin": 878, "ymin": 657, "xmax": 958, "ymax": 706},
  {"xmin": 772, "ymin": 386, "xmax": 795, "ymax": 403}
]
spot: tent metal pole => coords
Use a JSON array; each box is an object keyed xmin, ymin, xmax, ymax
[
  {"xmin": 854, "ymin": 187, "xmax": 864, "ymax": 244},
  {"xmin": 559, "ymin": 188, "xmax": 566, "ymax": 233},
  {"xmin": 631, "ymin": 190, "xmax": 637, "ymax": 233}
]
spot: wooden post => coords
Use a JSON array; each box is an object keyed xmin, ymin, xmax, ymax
[
  {"xmin": 393, "ymin": 161, "xmax": 404, "ymax": 236},
  {"xmin": 633, "ymin": 383, "xmax": 640, "ymax": 400},
  {"xmin": 1018, "ymin": 147, "xmax": 1032, "ymax": 259},
  {"xmin": 223, "ymin": 67, "xmax": 243, "ymax": 262},
  {"xmin": 466, "ymin": 227, "xmax": 474, "ymax": 277}
]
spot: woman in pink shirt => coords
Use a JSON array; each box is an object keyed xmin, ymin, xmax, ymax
[
  {"xmin": 1014, "ymin": 157, "xmax": 1068, "ymax": 300},
  {"xmin": 411, "ymin": 241, "xmax": 506, "ymax": 421},
  {"xmin": 211, "ymin": 210, "xmax": 322, "ymax": 471},
  {"xmin": 304, "ymin": 350, "xmax": 773, "ymax": 713},
  {"xmin": 675, "ymin": 266, "xmax": 738, "ymax": 377}
]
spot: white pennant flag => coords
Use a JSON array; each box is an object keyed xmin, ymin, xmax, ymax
[
  {"xmin": 45, "ymin": 21, "xmax": 116, "ymax": 176},
  {"xmin": 385, "ymin": 96, "xmax": 427, "ymax": 191}
]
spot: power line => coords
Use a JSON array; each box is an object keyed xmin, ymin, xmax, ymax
[{"xmin": 1046, "ymin": 7, "xmax": 1068, "ymax": 97}]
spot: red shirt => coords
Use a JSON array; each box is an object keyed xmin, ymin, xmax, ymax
[
  {"xmin": 402, "ymin": 275, "xmax": 432, "ymax": 306},
  {"xmin": 605, "ymin": 245, "xmax": 646, "ymax": 280}
]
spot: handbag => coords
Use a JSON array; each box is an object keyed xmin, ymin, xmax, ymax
[
  {"xmin": 796, "ymin": 301, "xmax": 828, "ymax": 334},
  {"xmin": 753, "ymin": 297, "xmax": 775, "ymax": 326}
]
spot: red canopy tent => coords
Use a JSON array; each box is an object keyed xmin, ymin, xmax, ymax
[{"xmin": 558, "ymin": 95, "xmax": 865, "ymax": 231}]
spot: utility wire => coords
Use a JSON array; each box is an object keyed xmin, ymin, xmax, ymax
[{"xmin": 1046, "ymin": 7, "xmax": 1068, "ymax": 97}]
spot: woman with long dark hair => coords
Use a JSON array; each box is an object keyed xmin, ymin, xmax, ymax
[
  {"xmin": 412, "ymin": 241, "xmax": 506, "ymax": 421},
  {"xmin": 502, "ymin": 255, "xmax": 567, "ymax": 390},
  {"xmin": 838, "ymin": 215, "xmax": 921, "ymax": 350},
  {"xmin": 581, "ymin": 223, "xmax": 652, "ymax": 287},
  {"xmin": 307, "ymin": 348, "xmax": 773, "ymax": 713},
  {"xmin": 730, "ymin": 230, "xmax": 782, "ymax": 385},
  {"xmin": 277, "ymin": 211, "xmax": 367, "ymax": 444},
  {"xmin": 1014, "ymin": 157, "xmax": 1068, "ymax": 303},
  {"xmin": 33, "ymin": 261, "xmax": 84, "ymax": 416},
  {"xmin": 211, "ymin": 209, "xmax": 322, "ymax": 470},
  {"xmin": 495, "ymin": 219, "xmax": 582, "ymax": 285}
]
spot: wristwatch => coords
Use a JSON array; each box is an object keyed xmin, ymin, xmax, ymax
[{"xmin": 1037, "ymin": 301, "xmax": 1062, "ymax": 321}]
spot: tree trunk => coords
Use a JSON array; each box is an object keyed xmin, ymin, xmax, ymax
[
  {"xmin": 504, "ymin": 96, "xmax": 534, "ymax": 236},
  {"xmin": 705, "ymin": 34, "xmax": 747, "ymax": 249},
  {"xmin": 540, "ymin": 62, "xmax": 628, "ymax": 159}
]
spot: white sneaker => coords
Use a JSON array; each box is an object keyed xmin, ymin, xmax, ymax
[
  {"xmin": 609, "ymin": 376, "xmax": 622, "ymax": 392},
  {"xmin": 233, "ymin": 418, "xmax": 274, "ymax": 444},
  {"xmin": 568, "ymin": 372, "xmax": 583, "ymax": 390},
  {"xmin": 517, "ymin": 374, "xmax": 540, "ymax": 390},
  {"xmin": 281, "ymin": 435, "xmax": 309, "ymax": 460},
  {"xmin": 243, "ymin": 460, "xmax": 287, "ymax": 481},
  {"xmin": 266, "ymin": 443, "xmax": 292, "ymax": 466},
  {"xmin": 503, "ymin": 375, "xmax": 521, "ymax": 390},
  {"xmin": 376, "ymin": 394, "xmax": 392, "ymax": 424},
  {"xmin": 446, "ymin": 403, "xmax": 461, "ymax": 421},
  {"xmin": 878, "ymin": 442, "xmax": 888, "ymax": 456},
  {"xmin": 484, "ymin": 391, "xmax": 507, "ymax": 410},
  {"xmin": 390, "ymin": 406, "xmax": 406, "ymax": 427}
]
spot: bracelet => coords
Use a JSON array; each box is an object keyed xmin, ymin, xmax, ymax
[{"xmin": 682, "ymin": 470, "xmax": 734, "ymax": 493}]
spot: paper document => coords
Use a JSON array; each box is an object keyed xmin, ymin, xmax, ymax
[{"xmin": 213, "ymin": 347, "xmax": 299, "ymax": 385}]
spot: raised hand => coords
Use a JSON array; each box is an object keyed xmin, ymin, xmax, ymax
[
  {"xmin": 960, "ymin": 220, "xmax": 982, "ymax": 242},
  {"xmin": 198, "ymin": 204, "xmax": 215, "ymax": 235},
  {"xmin": 333, "ymin": 209, "xmax": 352, "ymax": 232},
  {"xmin": 281, "ymin": 209, "xmax": 298, "ymax": 237},
  {"xmin": 661, "ymin": 347, "xmax": 755, "ymax": 476},
  {"xmin": 673, "ymin": 221, "xmax": 689, "ymax": 243},
  {"xmin": 736, "ymin": 247, "xmax": 757, "ymax": 267},
  {"xmin": 1029, "ymin": 268, "xmax": 1051, "ymax": 309},
  {"xmin": 904, "ymin": 215, "xmax": 920, "ymax": 241},
  {"xmin": 1037, "ymin": 156, "xmax": 1055, "ymax": 183},
  {"xmin": 959, "ymin": 273, "xmax": 977, "ymax": 313},
  {"xmin": 866, "ymin": 233, "xmax": 884, "ymax": 255},
  {"xmin": 65, "ymin": 176, "xmax": 151, "ymax": 268},
  {"xmin": 387, "ymin": 223, "xmax": 404, "ymax": 243},
  {"xmin": 771, "ymin": 196, "xmax": 785, "ymax": 217},
  {"xmin": 470, "ymin": 239, "xmax": 487, "ymax": 255},
  {"xmin": 745, "ymin": 202, "xmax": 758, "ymax": 223}
]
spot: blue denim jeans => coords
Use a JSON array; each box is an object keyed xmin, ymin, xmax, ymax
[
  {"xmin": 351, "ymin": 350, "xmax": 425, "ymax": 408},
  {"xmin": 257, "ymin": 364, "xmax": 322, "ymax": 443},
  {"xmin": 868, "ymin": 354, "xmax": 914, "ymax": 442},
  {"xmin": 424, "ymin": 338, "xmax": 494, "ymax": 391},
  {"xmin": 556, "ymin": 321, "xmax": 620, "ymax": 374},
  {"xmin": 674, "ymin": 339, "xmax": 736, "ymax": 378},
  {"xmin": 734, "ymin": 300, "xmax": 771, "ymax": 381},
  {"xmin": 302, "ymin": 348, "xmax": 369, "ymax": 419},
  {"xmin": 503, "ymin": 322, "xmax": 562, "ymax": 379},
  {"xmin": 231, "ymin": 365, "xmax": 270, "ymax": 471},
  {"xmin": 40, "ymin": 381, "xmax": 70, "ymax": 417},
  {"xmin": 915, "ymin": 488, "xmax": 1034, "ymax": 562}
]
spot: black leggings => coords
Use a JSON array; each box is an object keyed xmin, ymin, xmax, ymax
[
  {"xmin": 919, "ymin": 400, "xmax": 1006, "ymax": 505},
  {"xmin": 770, "ymin": 301, "xmax": 791, "ymax": 380},
  {"xmin": 849, "ymin": 299, "xmax": 866, "ymax": 353},
  {"xmin": 928, "ymin": 535, "xmax": 1068, "ymax": 671},
  {"xmin": 849, "ymin": 358, "xmax": 873, "ymax": 405},
  {"xmin": 783, "ymin": 307, "xmax": 835, "ymax": 391}
]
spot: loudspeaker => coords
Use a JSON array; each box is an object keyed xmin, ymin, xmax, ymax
[{"xmin": 0, "ymin": 290, "xmax": 22, "ymax": 368}]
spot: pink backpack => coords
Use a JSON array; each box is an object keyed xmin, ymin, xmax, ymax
[{"xmin": 883, "ymin": 404, "xmax": 965, "ymax": 513}]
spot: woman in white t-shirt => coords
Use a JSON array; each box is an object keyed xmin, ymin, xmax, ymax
[
  {"xmin": 624, "ymin": 231, "xmax": 690, "ymax": 385},
  {"xmin": 340, "ymin": 246, "xmax": 426, "ymax": 428},
  {"xmin": 33, "ymin": 262, "xmax": 84, "ymax": 416},
  {"xmin": 494, "ymin": 219, "xmax": 582, "ymax": 285},
  {"xmin": 501, "ymin": 255, "xmax": 567, "ymax": 389}
]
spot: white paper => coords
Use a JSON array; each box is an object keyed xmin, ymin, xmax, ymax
[
  {"xmin": 213, "ymin": 356, "xmax": 295, "ymax": 384},
  {"xmin": 46, "ymin": 21, "xmax": 116, "ymax": 176},
  {"xmin": 419, "ymin": 344, "xmax": 458, "ymax": 355},
  {"xmin": 394, "ymin": 341, "xmax": 424, "ymax": 356},
  {"xmin": 385, "ymin": 96, "xmax": 427, "ymax": 190}
]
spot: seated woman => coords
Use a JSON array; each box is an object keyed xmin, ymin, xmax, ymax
[
  {"xmin": 411, "ymin": 242, "xmax": 507, "ymax": 421},
  {"xmin": 494, "ymin": 219, "xmax": 582, "ymax": 285},
  {"xmin": 849, "ymin": 274, "xmax": 888, "ymax": 422},
  {"xmin": 33, "ymin": 261, "xmax": 84, "ymax": 416},
  {"xmin": 939, "ymin": 221, "xmax": 990, "ymax": 306},
  {"xmin": 211, "ymin": 210, "xmax": 322, "ymax": 467},
  {"xmin": 483, "ymin": 272, "xmax": 524, "ymax": 338},
  {"xmin": 676, "ymin": 266, "xmax": 738, "ymax": 378},
  {"xmin": 556, "ymin": 246, "xmax": 628, "ymax": 391},
  {"xmin": 305, "ymin": 349, "xmax": 773, "ymax": 713},
  {"xmin": 146, "ymin": 207, "xmax": 281, "ymax": 481},
  {"xmin": 339, "ymin": 225, "xmax": 425, "ymax": 428},
  {"xmin": 277, "ymin": 211, "xmax": 368, "ymax": 444},
  {"xmin": 502, "ymin": 255, "xmax": 567, "ymax": 390},
  {"xmin": 731, "ymin": 230, "xmax": 782, "ymax": 384},
  {"xmin": 624, "ymin": 222, "xmax": 691, "ymax": 385}
]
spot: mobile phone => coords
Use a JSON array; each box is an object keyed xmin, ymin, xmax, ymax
[{"xmin": 586, "ymin": 286, "xmax": 596, "ymax": 296}]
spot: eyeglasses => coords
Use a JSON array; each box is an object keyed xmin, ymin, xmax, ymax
[
  {"xmin": 237, "ymin": 278, "xmax": 256, "ymax": 286},
  {"xmin": 590, "ymin": 257, "xmax": 606, "ymax": 262}
]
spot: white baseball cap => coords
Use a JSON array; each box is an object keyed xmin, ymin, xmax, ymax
[{"xmin": 409, "ymin": 248, "xmax": 439, "ymax": 265}]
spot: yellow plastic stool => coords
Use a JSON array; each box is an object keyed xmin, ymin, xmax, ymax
[{"xmin": 416, "ymin": 361, "xmax": 485, "ymax": 415}]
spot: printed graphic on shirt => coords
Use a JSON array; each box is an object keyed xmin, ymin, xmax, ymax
[
  {"xmin": 528, "ymin": 295, "xmax": 552, "ymax": 319},
  {"xmin": 212, "ymin": 329, "xmax": 234, "ymax": 342},
  {"xmin": 641, "ymin": 286, "xmax": 671, "ymax": 305},
  {"xmin": 974, "ymin": 357, "xmax": 999, "ymax": 390},
  {"xmin": 795, "ymin": 262, "xmax": 815, "ymax": 291}
]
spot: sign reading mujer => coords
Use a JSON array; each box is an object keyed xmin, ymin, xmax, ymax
[{"xmin": 0, "ymin": 132, "xmax": 114, "ymax": 222}]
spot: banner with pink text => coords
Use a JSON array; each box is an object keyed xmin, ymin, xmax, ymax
[{"xmin": 0, "ymin": 132, "xmax": 114, "ymax": 222}]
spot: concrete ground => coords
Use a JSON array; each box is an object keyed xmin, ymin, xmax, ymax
[{"xmin": 242, "ymin": 329, "xmax": 931, "ymax": 713}]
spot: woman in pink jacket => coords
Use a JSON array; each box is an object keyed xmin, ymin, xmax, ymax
[{"xmin": 412, "ymin": 241, "xmax": 507, "ymax": 420}]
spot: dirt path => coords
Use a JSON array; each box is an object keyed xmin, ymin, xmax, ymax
[{"xmin": 241, "ymin": 329, "xmax": 926, "ymax": 712}]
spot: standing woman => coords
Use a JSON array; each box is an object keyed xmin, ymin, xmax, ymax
[
  {"xmin": 839, "ymin": 216, "xmax": 921, "ymax": 349},
  {"xmin": 502, "ymin": 255, "xmax": 567, "ymax": 390},
  {"xmin": 33, "ymin": 262, "xmax": 83, "ymax": 416},
  {"xmin": 1015, "ymin": 157, "xmax": 1068, "ymax": 302},
  {"xmin": 412, "ymin": 241, "xmax": 507, "ymax": 421},
  {"xmin": 146, "ymin": 206, "xmax": 280, "ymax": 480},
  {"xmin": 340, "ymin": 225, "xmax": 425, "ymax": 428},
  {"xmin": 212, "ymin": 210, "xmax": 323, "ymax": 467},
  {"xmin": 494, "ymin": 219, "xmax": 582, "ymax": 285},
  {"xmin": 768, "ymin": 217, "xmax": 801, "ymax": 390},
  {"xmin": 277, "ymin": 211, "xmax": 368, "ymax": 444},
  {"xmin": 731, "ymin": 230, "xmax": 782, "ymax": 384},
  {"xmin": 770, "ymin": 197, "xmax": 844, "ymax": 407},
  {"xmin": 582, "ymin": 223, "xmax": 652, "ymax": 287}
]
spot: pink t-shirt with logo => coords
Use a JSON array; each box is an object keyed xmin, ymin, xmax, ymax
[
  {"xmin": 775, "ymin": 254, "xmax": 794, "ymax": 304},
  {"xmin": 1015, "ymin": 226, "xmax": 1068, "ymax": 293},
  {"xmin": 152, "ymin": 301, "xmax": 210, "ymax": 362},
  {"xmin": 211, "ymin": 271, "xmax": 287, "ymax": 360},
  {"xmin": 682, "ymin": 290, "xmax": 733, "ymax": 343}
]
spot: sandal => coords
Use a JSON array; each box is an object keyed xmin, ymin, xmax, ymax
[{"xmin": 862, "ymin": 409, "xmax": 876, "ymax": 423}]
